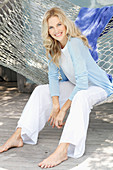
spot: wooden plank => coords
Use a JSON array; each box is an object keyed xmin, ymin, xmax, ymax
[{"xmin": 0, "ymin": 82, "xmax": 113, "ymax": 170}]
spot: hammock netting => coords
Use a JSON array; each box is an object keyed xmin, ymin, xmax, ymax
[{"xmin": 0, "ymin": 0, "xmax": 113, "ymax": 104}]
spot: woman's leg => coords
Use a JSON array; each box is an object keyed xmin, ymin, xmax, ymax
[
  {"xmin": 38, "ymin": 86, "xmax": 107, "ymax": 168},
  {"xmin": 59, "ymin": 86, "xmax": 107, "ymax": 159},
  {"xmin": 38, "ymin": 143, "xmax": 69, "ymax": 168},
  {"xmin": 0, "ymin": 128, "xmax": 23, "ymax": 153},
  {"xmin": 0, "ymin": 81, "xmax": 74, "ymax": 153}
]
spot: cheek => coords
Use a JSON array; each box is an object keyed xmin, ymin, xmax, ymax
[
  {"xmin": 61, "ymin": 25, "xmax": 66, "ymax": 34},
  {"xmin": 49, "ymin": 29, "xmax": 54, "ymax": 37}
]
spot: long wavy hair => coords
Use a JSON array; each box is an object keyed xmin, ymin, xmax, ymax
[{"xmin": 42, "ymin": 7, "xmax": 90, "ymax": 67}]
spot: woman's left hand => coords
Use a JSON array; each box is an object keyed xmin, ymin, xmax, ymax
[
  {"xmin": 54, "ymin": 99, "xmax": 72, "ymax": 128},
  {"xmin": 53, "ymin": 110, "xmax": 67, "ymax": 128}
]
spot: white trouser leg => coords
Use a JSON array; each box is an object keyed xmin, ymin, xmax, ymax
[
  {"xmin": 59, "ymin": 86, "xmax": 107, "ymax": 158},
  {"xmin": 17, "ymin": 81, "xmax": 74, "ymax": 144}
]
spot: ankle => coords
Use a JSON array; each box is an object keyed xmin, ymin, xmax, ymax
[
  {"xmin": 59, "ymin": 143, "xmax": 69, "ymax": 148},
  {"xmin": 58, "ymin": 143, "xmax": 69, "ymax": 154},
  {"xmin": 15, "ymin": 128, "xmax": 22, "ymax": 139}
]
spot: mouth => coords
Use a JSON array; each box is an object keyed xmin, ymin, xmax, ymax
[{"xmin": 54, "ymin": 32, "xmax": 63, "ymax": 37}]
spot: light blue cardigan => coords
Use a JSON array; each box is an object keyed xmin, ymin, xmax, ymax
[{"xmin": 48, "ymin": 37, "xmax": 113, "ymax": 101}]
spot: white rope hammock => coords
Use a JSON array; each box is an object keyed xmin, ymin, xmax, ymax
[{"xmin": 0, "ymin": 0, "xmax": 113, "ymax": 104}]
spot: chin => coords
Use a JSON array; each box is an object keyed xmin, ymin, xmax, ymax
[{"xmin": 56, "ymin": 36, "xmax": 64, "ymax": 41}]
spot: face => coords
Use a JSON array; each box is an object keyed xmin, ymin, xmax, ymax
[{"xmin": 48, "ymin": 16, "xmax": 67, "ymax": 48}]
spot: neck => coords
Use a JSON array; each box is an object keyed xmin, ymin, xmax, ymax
[{"xmin": 60, "ymin": 36, "xmax": 68, "ymax": 49}]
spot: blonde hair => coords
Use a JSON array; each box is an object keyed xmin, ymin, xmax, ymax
[{"xmin": 42, "ymin": 7, "xmax": 90, "ymax": 67}]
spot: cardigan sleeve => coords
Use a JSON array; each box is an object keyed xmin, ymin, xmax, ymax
[
  {"xmin": 68, "ymin": 38, "xmax": 89, "ymax": 101},
  {"xmin": 48, "ymin": 55, "xmax": 60, "ymax": 97}
]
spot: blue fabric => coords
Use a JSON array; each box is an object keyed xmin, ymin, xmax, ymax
[
  {"xmin": 75, "ymin": 6, "xmax": 113, "ymax": 82},
  {"xmin": 75, "ymin": 6, "xmax": 113, "ymax": 62},
  {"xmin": 48, "ymin": 37, "xmax": 113, "ymax": 101}
]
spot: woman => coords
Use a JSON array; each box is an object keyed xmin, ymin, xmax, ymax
[{"xmin": 0, "ymin": 7, "xmax": 113, "ymax": 168}]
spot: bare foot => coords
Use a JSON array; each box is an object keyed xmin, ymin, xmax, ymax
[
  {"xmin": 38, "ymin": 143, "xmax": 69, "ymax": 168},
  {"xmin": 0, "ymin": 128, "xmax": 23, "ymax": 153}
]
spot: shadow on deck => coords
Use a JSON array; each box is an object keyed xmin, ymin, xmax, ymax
[{"xmin": 0, "ymin": 82, "xmax": 113, "ymax": 170}]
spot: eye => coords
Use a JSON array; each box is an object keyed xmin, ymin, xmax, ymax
[
  {"xmin": 49, "ymin": 26, "xmax": 53, "ymax": 29},
  {"xmin": 58, "ymin": 23, "xmax": 62, "ymax": 26}
]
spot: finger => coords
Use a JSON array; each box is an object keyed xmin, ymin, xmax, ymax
[
  {"xmin": 50, "ymin": 117, "xmax": 54, "ymax": 125},
  {"xmin": 58, "ymin": 125, "xmax": 62, "ymax": 129},
  {"xmin": 57, "ymin": 121, "xmax": 64, "ymax": 128},
  {"xmin": 58, "ymin": 120, "xmax": 62, "ymax": 126},
  {"xmin": 55, "ymin": 120, "xmax": 59, "ymax": 128},
  {"xmin": 52, "ymin": 119, "xmax": 56, "ymax": 128},
  {"xmin": 58, "ymin": 121, "xmax": 63, "ymax": 128},
  {"xmin": 48, "ymin": 115, "xmax": 52, "ymax": 122},
  {"xmin": 57, "ymin": 122, "xmax": 65, "ymax": 128},
  {"xmin": 52, "ymin": 123, "xmax": 55, "ymax": 128},
  {"xmin": 55, "ymin": 121, "xmax": 62, "ymax": 129},
  {"xmin": 62, "ymin": 122, "xmax": 65, "ymax": 125},
  {"xmin": 59, "ymin": 120, "xmax": 63, "ymax": 125},
  {"xmin": 57, "ymin": 125, "xmax": 61, "ymax": 129}
]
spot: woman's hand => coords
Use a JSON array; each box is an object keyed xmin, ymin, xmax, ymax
[
  {"xmin": 48, "ymin": 96, "xmax": 60, "ymax": 127},
  {"xmin": 53, "ymin": 109, "xmax": 66, "ymax": 128},
  {"xmin": 53, "ymin": 99, "xmax": 72, "ymax": 129},
  {"xmin": 48, "ymin": 105, "xmax": 60, "ymax": 127}
]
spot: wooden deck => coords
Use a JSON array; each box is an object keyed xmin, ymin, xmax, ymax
[{"xmin": 0, "ymin": 82, "xmax": 113, "ymax": 170}]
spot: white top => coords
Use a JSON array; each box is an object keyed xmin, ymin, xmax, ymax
[
  {"xmin": 60, "ymin": 44, "xmax": 94, "ymax": 86},
  {"xmin": 60, "ymin": 44, "xmax": 76, "ymax": 85}
]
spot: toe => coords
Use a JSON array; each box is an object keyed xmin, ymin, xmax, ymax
[
  {"xmin": 47, "ymin": 165, "xmax": 51, "ymax": 168},
  {"xmin": 39, "ymin": 162, "xmax": 46, "ymax": 168},
  {"xmin": 38, "ymin": 161, "xmax": 43, "ymax": 167},
  {"xmin": 41, "ymin": 164, "xmax": 45, "ymax": 168},
  {"xmin": 0, "ymin": 146, "xmax": 5, "ymax": 153},
  {"xmin": 45, "ymin": 164, "xmax": 51, "ymax": 168},
  {"xmin": 44, "ymin": 165, "xmax": 48, "ymax": 168},
  {"xmin": 51, "ymin": 164, "xmax": 54, "ymax": 168}
]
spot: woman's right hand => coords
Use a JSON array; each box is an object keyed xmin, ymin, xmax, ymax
[
  {"xmin": 48, "ymin": 96, "xmax": 60, "ymax": 127},
  {"xmin": 48, "ymin": 104, "xmax": 60, "ymax": 127}
]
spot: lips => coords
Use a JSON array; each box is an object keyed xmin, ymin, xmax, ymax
[{"xmin": 55, "ymin": 32, "xmax": 63, "ymax": 37}]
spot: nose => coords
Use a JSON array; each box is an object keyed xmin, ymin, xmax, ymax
[{"xmin": 54, "ymin": 27, "xmax": 59, "ymax": 33}]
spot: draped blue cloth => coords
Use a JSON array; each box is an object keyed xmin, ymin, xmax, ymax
[{"xmin": 75, "ymin": 6, "xmax": 113, "ymax": 82}]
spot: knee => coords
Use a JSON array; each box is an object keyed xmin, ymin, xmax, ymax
[
  {"xmin": 72, "ymin": 90, "xmax": 88, "ymax": 103},
  {"xmin": 33, "ymin": 84, "xmax": 50, "ymax": 96},
  {"xmin": 75, "ymin": 90, "xmax": 87, "ymax": 98},
  {"xmin": 34, "ymin": 85, "xmax": 44, "ymax": 92}
]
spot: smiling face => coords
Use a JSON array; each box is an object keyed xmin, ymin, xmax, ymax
[{"xmin": 48, "ymin": 16, "xmax": 68, "ymax": 48}]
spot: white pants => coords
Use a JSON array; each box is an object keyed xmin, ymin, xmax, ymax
[{"xmin": 17, "ymin": 81, "xmax": 107, "ymax": 158}]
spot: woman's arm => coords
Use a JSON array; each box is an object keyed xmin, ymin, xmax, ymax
[
  {"xmin": 68, "ymin": 38, "xmax": 89, "ymax": 101},
  {"xmin": 48, "ymin": 56, "xmax": 60, "ymax": 97},
  {"xmin": 48, "ymin": 56, "xmax": 61, "ymax": 126}
]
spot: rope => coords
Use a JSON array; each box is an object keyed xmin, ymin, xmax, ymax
[{"xmin": 0, "ymin": 0, "xmax": 113, "ymax": 104}]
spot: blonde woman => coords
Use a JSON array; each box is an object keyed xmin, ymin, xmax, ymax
[{"xmin": 0, "ymin": 7, "xmax": 113, "ymax": 168}]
